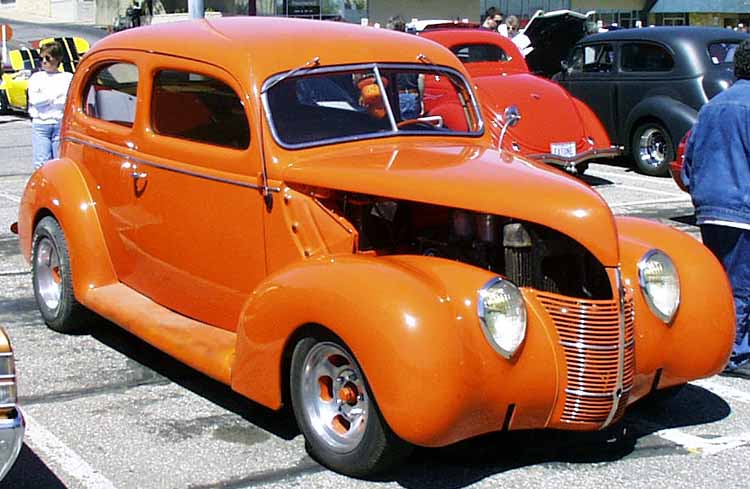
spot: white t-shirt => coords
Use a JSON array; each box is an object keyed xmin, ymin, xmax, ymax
[{"xmin": 27, "ymin": 70, "xmax": 74, "ymax": 124}]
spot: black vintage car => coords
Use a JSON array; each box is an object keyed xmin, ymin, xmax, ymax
[{"xmin": 552, "ymin": 27, "xmax": 748, "ymax": 176}]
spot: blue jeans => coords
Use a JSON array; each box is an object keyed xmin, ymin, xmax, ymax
[
  {"xmin": 701, "ymin": 224, "xmax": 750, "ymax": 368},
  {"xmin": 32, "ymin": 121, "xmax": 61, "ymax": 170}
]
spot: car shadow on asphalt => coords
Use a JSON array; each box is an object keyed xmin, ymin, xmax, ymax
[
  {"xmin": 88, "ymin": 320, "xmax": 730, "ymax": 487},
  {"xmin": 89, "ymin": 320, "xmax": 301, "ymax": 441},
  {"xmin": 0, "ymin": 444, "xmax": 67, "ymax": 489},
  {"xmin": 380, "ymin": 384, "xmax": 729, "ymax": 488}
]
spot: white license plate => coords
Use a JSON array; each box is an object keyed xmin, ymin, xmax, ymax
[{"xmin": 550, "ymin": 142, "xmax": 576, "ymax": 158}]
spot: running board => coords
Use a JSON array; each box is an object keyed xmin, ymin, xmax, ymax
[{"xmin": 85, "ymin": 283, "xmax": 235, "ymax": 385}]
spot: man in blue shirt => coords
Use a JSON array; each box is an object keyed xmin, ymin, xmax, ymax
[{"xmin": 682, "ymin": 39, "xmax": 750, "ymax": 378}]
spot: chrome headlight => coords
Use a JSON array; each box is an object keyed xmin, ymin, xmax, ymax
[
  {"xmin": 477, "ymin": 278, "xmax": 527, "ymax": 359},
  {"xmin": 637, "ymin": 249, "xmax": 680, "ymax": 324}
]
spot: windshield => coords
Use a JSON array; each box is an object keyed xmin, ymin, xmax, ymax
[
  {"xmin": 264, "ymin": 64, "xmax": 483, "ymax": 148},
  {"xmin": 709, "ymin": 42, "xmax": 740, "ymax": 65}
]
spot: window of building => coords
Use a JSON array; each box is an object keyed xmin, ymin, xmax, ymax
[
  {"xmin": 621, "ymin": 43, "xmax": 674, "ymax": 72},
  {"xmin": 83, "ymin": 63, "xmax": 139, "ymax": 127},
  {"xmin": 451, "ymin": 44, "xmax": 508, "ymax": 63},
  {"xmin": 151, "ymin": 70, "xmax": 250, "ymax": 149}
]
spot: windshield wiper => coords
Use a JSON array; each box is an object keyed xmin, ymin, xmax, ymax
[{"xmin": 262, "ymin": 57, "xmax": 320, "ymax": 94}]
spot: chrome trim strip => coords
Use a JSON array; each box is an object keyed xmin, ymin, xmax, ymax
[
  {"xmin": 527, "ymin": 146, "xmax": 622, "ymax": 165},
  {"xmin": 566, "ymin": 385, "xmax": 632, "ymax": 399},
  {"xmin": 64, "ymin": 136, "xmax": 281, "ymax": 193},
  {"xmin": 560, "ymin": 339, "xmax": 635, "ymax": 352},
  {"xmin": 602, "ymin": 267, "xmax": 626, "ymax": 428}
]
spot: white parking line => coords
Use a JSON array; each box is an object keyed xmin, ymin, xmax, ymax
[
  {"xmin": 656, "ymin": 429, "xmax": 750, "ymax": 456},
  {"xmin": 590, "ymin": 168, "xmax": 677, "ymax": 184},
  {"xmin": 692, "ymin": 378, "xmax": 750, "ymax": 405},
  {"xmin": 608, "ymin": 196, "xmax": 693, "ymax": 208},
  {"xmin": 24, "ymin": 412, "xmax": 119, "ymax": 489}
]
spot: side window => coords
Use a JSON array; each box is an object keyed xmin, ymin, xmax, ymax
[
  {"xmin": 567, "ymin": 44, "xmax": 615, "ymax": 74},
  {"xmin": 621, "ymin": 43, "xmax": 674, "ymax": 72},
  {"xmin": 151, "ymin": 70, "xmax": 250, "ymax": 149},
  {"xmin": 83, "ymin": 63, "xmax": 138, "ymax": 127},
  {"xmin": 451, "ymin": 44, "xmax": 508, "ymax": 63}
]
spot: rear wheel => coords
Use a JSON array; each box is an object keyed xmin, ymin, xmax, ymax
[
  {"xmin": 0, "ymin": 90, "xmax": 10, "ymax": 115},
  {"xmin": 32, "ymin": 217, "xmax": 92, "ymax": 333},
  {"xmin": 290, "ymin": 336, "xmax": 412, "ymax": 477},
  {"xmin": 632, "ymin": 122, "xmax": 674, "ymax": 176}
]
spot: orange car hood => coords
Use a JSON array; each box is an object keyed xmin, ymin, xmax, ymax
[
  {"xmin": 474, "ymin": 73, "xmax": 586, "ymax": 153},
  {"xmin": 280, "ymin": 141, "xmax": 619, "ymax": 266}
]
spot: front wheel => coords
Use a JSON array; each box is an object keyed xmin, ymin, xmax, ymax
[
  {"xmin": 290, "ymin": 336, "xmax": 412, "ymax": 477},
  {"xmin": 32, "ymin": 216, "xmax": 92, "ymax": 333},
  {"xmin": 631, "ymin": 122, "xmax": 674, "ymax": 176}
]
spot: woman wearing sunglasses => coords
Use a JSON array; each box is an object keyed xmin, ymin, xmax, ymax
[{"xmin": 27, "ymin": 41, "xmax": 73, "ymax": 169}]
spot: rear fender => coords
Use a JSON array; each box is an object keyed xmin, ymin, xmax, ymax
[
  {"xmin": 18, "ymin": 158, "xmax": 116, "ymax": 303},
  {"xmin": 624, "ymin": 96, "xmax": 697, "ymax": 153},
  {"xmin": 616, "ymin": 216, "xmax": 734, "ymax": 393},
  {"xmin": 571, "ymin": 97, "xmax": 612, "ymax": 147}
]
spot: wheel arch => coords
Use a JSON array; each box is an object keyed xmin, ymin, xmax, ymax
[
  {"xmin": 19, "ymin": 158, "xmax": 117, "ymax": 304},
  {"xmin": 624, "ymin": 96, "xmax": 697, "ymax": 154}
]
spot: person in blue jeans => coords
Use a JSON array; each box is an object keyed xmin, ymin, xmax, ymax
[
  {"xmin": 682, "ymin": 39, "xmax": 750, "ymax": 378},
  {"xmin": 28, "ymin": 41, "xmax": 73, "ymax": 169}
]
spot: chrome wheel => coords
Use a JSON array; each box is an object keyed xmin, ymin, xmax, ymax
[
  {"xmin": 638, "ymin": 127, "xmax": 667, "ymax": 169},
  {"xmin": 34, "ymin": 236, "xmax": 62, "ymax": 312},
  {"xmin": 301, "ymin": 342, "xmax": 369, "ymax": 453}
]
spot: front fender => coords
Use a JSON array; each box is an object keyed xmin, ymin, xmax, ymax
[
  {"xmin": 231, "ymin": 254, "xmax": 560, "ymax": 447},
  {"xmin": 18, "ymin": 158, "xmax": 116, "ymax": 303},
  {"xmin": 624, "ymin": 96, "xmax": 697, "ymax": 152},
  {"xmin": 616, "ymin": 216, "xmax": 734, "ymax": 396}
]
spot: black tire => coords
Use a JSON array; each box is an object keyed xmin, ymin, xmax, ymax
[
  {"xmin": 32, "ymin": 216, "xmax": 92, "ymax": 333},
  {"xmin": 631, "ymin": 122, "xmax": 674, "ymax": 177},
  {"xmin": 0, "ymin": 90, "xmax": 10, "ymax": 115},
  {"xmin": 290, "ymin": 336, "xmax": 412, "ymax": 477}
]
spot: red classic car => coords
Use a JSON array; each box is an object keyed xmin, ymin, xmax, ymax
[
  {"xmin": 421, "ymin": 27, "xmax": 619, "ymax": 174},
  {"xmin": 669, "ymin": 130, "xmax": 690, "ymax": 192}
]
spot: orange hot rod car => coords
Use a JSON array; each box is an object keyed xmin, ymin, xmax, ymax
[
  {"xmin": 420, "ymin": 27, "xmax": 620, "ymax": 175},
  {"xmin": 14, "ymin": 18, "xmax": 734, "ymax": 477}
]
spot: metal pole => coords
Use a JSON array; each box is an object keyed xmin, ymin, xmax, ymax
[
  {"xmin": 1, "ymin": 25, "xmax": 7, "ymax": 67},
  {"xmin": 188, "ymin": 0, "xmax": 204, "ymax": 19}
]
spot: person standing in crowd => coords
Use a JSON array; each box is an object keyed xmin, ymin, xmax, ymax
[
  {"xmin": 481, "ymin": 7, "xmax": 503, "ymax": 31},
  {"xmin": 682, "ymin": 39, "xmax": 750, "ymax": 379},
  {"xmin": 28, "ymin": 41, "xmax": 73, "ymax": 170},
  {"xmin": 505, "ymin": 15, "xmax": 520, "ymax": 38}
]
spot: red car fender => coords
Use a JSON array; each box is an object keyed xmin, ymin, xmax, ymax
[{"xmin": 571, "ymin": 97, "xmax": 612, "ymax": 148}]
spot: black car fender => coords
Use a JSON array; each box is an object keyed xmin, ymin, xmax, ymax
[{"xmin": 624, "ymin": 95, "xmax": 698, "ymax": 153}]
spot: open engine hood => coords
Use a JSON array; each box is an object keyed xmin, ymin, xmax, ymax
[{"xmin": 522, "ymin": 9, "xmax": 594, "ymax": 78}]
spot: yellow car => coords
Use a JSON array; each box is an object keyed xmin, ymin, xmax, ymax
[{"xmin": 0, "ymin": 37, "xmax": 89, "ymax": 114}]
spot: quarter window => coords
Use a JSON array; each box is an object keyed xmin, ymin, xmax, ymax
[
  {"xmin": 621, "ymin": 43, "xmax": 674, "ymax": 72},
  {"xmin": 83, "ymin": 63, "xmax": 138, "ymax": 127},
  {"xmin": 151, "ymin": 70, "xmax": 250, "ymax": 149},
  {"xmin": 451, "ymin": 44, "xmax": 508, "ymax": 63}
]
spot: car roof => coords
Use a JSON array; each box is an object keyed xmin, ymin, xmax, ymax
[
  {"xmin": 582, "ymin": 26, "xmax": 748, "ymax": 45},
  {"xmin": 89, "ymin": 17, "xmax": 466, "ymax": 88}
]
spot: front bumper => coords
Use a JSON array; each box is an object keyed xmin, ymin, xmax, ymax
[
  {"xmin": 528, "ymin": 146, "xmax": 622, "ymax": 174},
  {"xmin": 0, "ymin": 409, "xmax": 24, "ymax": 480}
]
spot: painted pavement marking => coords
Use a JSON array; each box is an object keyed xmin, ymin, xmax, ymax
[
  {"xmin": 24, "ymin": 412, "xmax": 119, "ymax": 489},
  {"xmin": 655, "ymin": 429, "xmax": 750, "ymax": 456}
]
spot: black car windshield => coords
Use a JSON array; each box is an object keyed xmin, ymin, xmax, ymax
[
  {"xmin": 709, "ymin": 42, "xmax": 740, "ymax": 64},
  {"xmin": 264, "ymin": 64, "xmax": 482, "ymax": 148}
]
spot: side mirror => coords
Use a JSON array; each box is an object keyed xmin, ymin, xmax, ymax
[{"xmin": 498, "ymin": 105, "xmax": 521, "ymax": 153}]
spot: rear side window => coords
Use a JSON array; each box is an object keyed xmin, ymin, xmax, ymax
[
  {"xmin": 451, "ymin": 43, "xmax": 508, "ymax": 63},
  {"xmin": 709, "ymin": 42, "xmax": 740, "ymax": 65},
  {"xmin": 83, "ymin": 63, "xmax": 138, "ymax": 127},
  {"xmin": 151, "ymin": 70, "xmax": 250, "ymax": 149},
  {"xmin": 621, "ymin": 43, "xmax": 674, "ymax": 72}
]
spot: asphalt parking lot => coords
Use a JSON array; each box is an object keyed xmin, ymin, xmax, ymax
[{"xmin": 0, "ymin": 112, "xmax": 748, "ymax": 489}]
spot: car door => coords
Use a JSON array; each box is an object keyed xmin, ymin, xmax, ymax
[
  {"xmin": 67, "ymin": 53, "xmax": 142, "ymax": 282},
  {"xmin": 126, "ymin": 55, "xmax": 266, "ymax": 331},
  {"xmin": 557, "ymin": 42, "xmax": 619, "ymax": 142}
]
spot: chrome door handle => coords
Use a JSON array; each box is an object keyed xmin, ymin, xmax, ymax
[{"xmin": 130, "ymin": 170, "xmax": 148, "ymax": 180}]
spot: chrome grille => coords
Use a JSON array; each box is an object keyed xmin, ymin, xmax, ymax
[{"xmin": 537, "ymin": 290, "xmax": 635, "ymax": 426}]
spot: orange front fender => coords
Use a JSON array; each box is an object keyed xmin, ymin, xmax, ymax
[
  {"xmin": 18, "ymin": 158, "xmax": 117, "ymax": 303},
  {"xmin": 231, "ymin": 254, "xmax": 560, "ymax": 447},
  {"xmin": 616, "ymin": 216, "xmax": 734, "ymax": 396}
]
